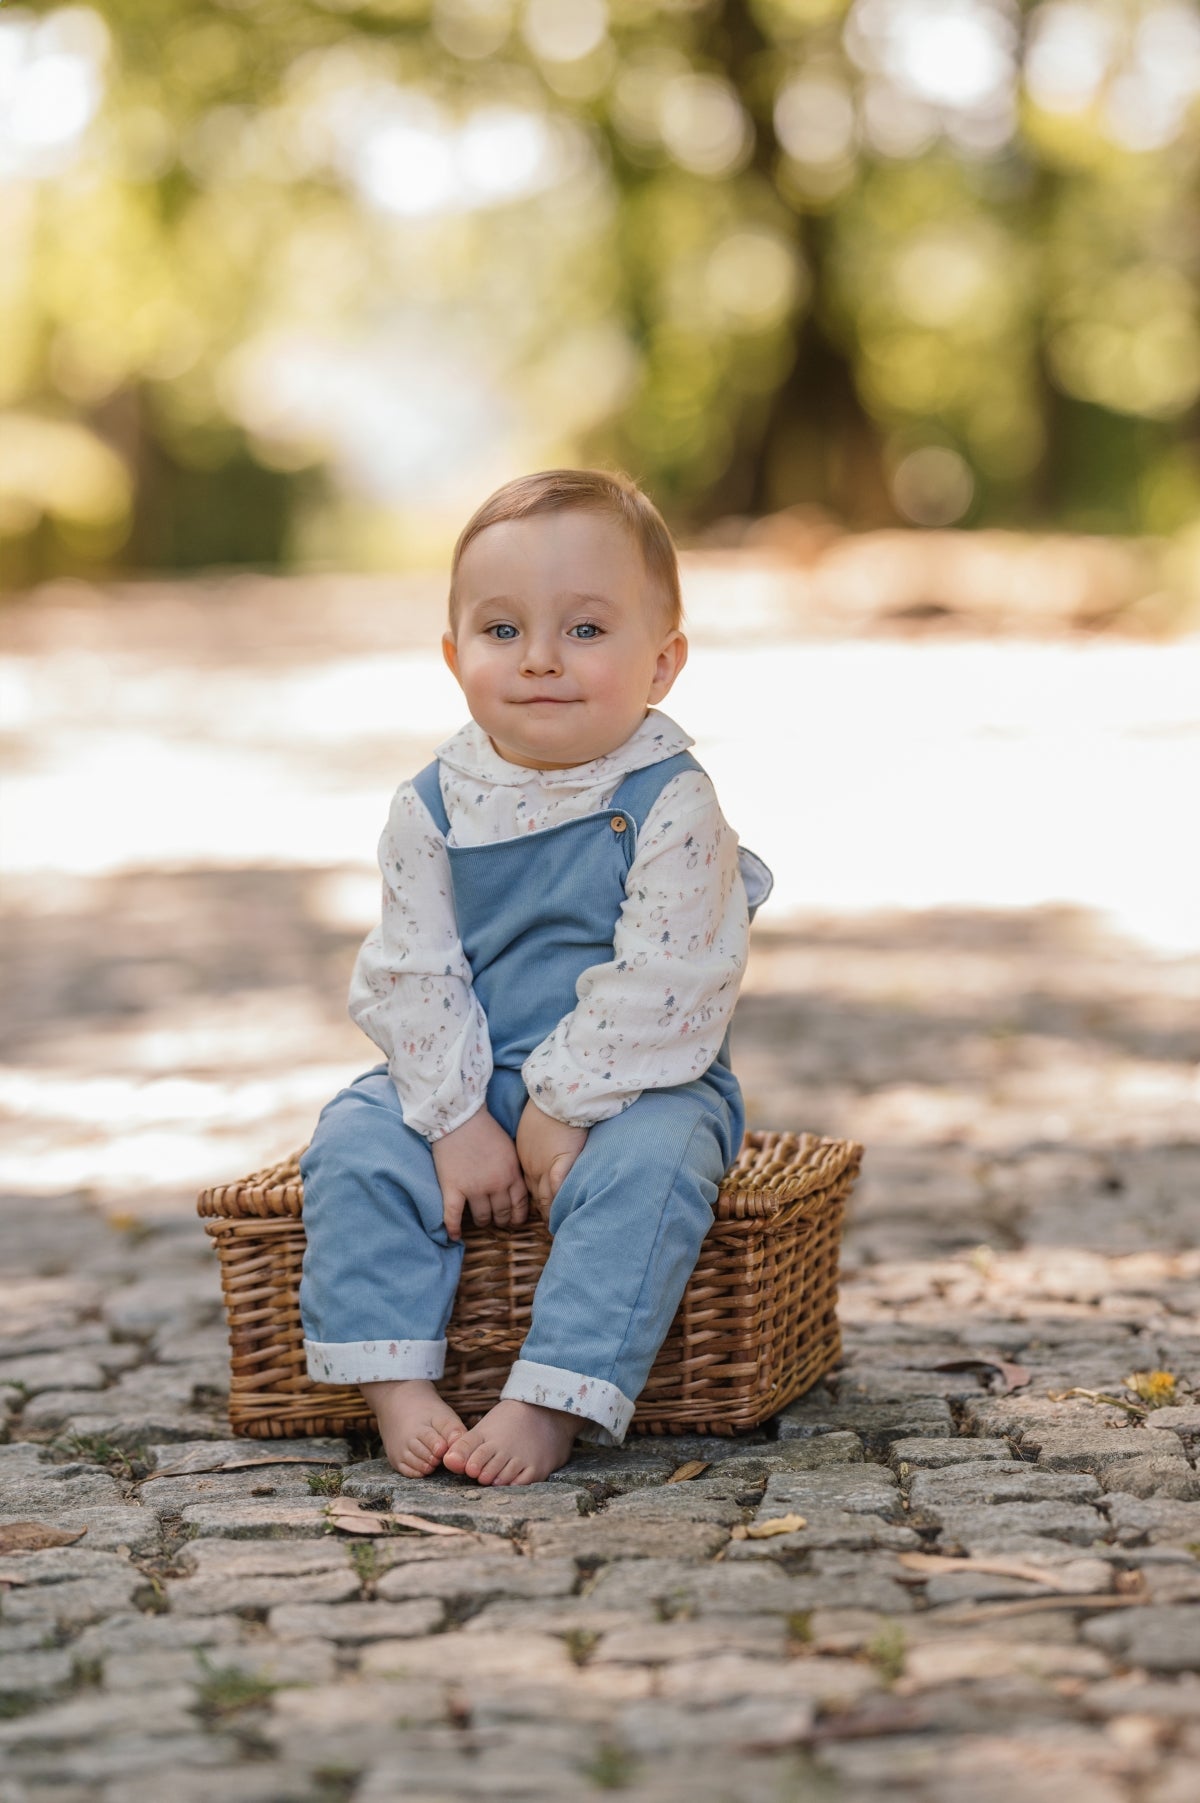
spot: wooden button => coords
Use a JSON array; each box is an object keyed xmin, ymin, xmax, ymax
[{"xmin": 611, "ymin": 816, "xmax": 627, "ymax": 833}]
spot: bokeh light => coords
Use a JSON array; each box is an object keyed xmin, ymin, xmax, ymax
[
  {"xmin": 774, "ymin": 71, "xmax": 858, "ymax": 166},
  {"xmin": 659, "ymin": 73, "xmax": 753, "ymax": 177},
  {"xmin": 890, "ymin": 443, "xmax": 976, "ymax": 523},
  {"xmin": 0, "ymin": 5, "xmax": 108, "ymax": 176},
  {"xmin": 521, "ymin": 0, "xmax": 608, "ymax": 65}
]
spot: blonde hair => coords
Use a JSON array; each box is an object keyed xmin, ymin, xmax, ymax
[{"xmin": 448, "ymin": 468, "xmax": 682, "ymax": 633}]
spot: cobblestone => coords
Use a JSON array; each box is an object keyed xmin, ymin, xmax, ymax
[
  {"xmin": 176, "ymin": 1500, "xmax": 337, "ymax": 1536},
  {"xmin": 908, "ymin": 1460, "xmax": 1104, "ymax": 1511},
  {"xmin": 778, "ymin": 1393, "xmax": 955, "ymax": 1445},
  {"xmin": 1103, "ymin": 1494, "xmax": 1200, "ymax": 1547},
  {"xmin": 267, "ymin": 1598, "xmax": 444, "ymax": 1640},
  {"xmin": 101, "ymin": 1637, "xmax": 340, "ymax": 1689},
  {"xmin": 1095, "ymin": 1456, "xmax": 1200, "ymax": 1500},
  {"xmin": 522, "ymin": 1516, "xmax": 731, "ymax": 1560},
  {"xmin": 3, "ymin": 598, "xmax": 1197, "ymax": 1799},
  {"xmin": 758, "ymin": 1462, "xmax": 905, "ymax": 1517},
  {"xmin": 890, "ymin": 1436, "xmax": 1014, "ymax": 1468},
  {"xmin": 374, "ymin": 1554, "xmax": 578, "ymax": 1603},
  {"xmin": 1083, "ymin": 1606, "xmax": 1200, "ymax": 1672},
  {"xmin": 930, "ymin": 1499, "xmax": 1109, "ymax": 1550},
  {"xmin": 0, "ymin": 1505, "xmax": 161, "ymax": 1554},
  {"xmin": 0, "ymin": 1648, "xmax": 76, "ymax": 1704}
]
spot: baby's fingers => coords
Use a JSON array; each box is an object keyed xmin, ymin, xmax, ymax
[
  {"xmin": 507, "ymin": 1180, "xmax": 530, "ymax": 1227},
  {"xmin": 485, "ymin": 1187, "xmax": 520, "ymax": 1228},
  {"xmin": 442, "ymin": 1191, "xmax": 467, "ymax": 1242},
  {"xmin": 468, "ymin": 1193, "xmax": 494, "ymax": 1231}
]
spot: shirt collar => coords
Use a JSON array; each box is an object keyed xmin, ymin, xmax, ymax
[{"xmin": 435, "ymin": 710, "xmax": 694, "ymax": 789}]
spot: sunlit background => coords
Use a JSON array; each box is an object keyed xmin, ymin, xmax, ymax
[
  {"xmin": 1, "ymin": 0, "xmax": 1197, "ymax": 1207},
  {"xmin": 2, "ymin": 0, "xmax": 1200, "ymax": 582}
]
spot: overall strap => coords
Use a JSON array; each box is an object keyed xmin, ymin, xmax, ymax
[
  {"xmin": 410, "ymin": 761, "xmax": 450, "ymax": 836},
  {"xmin": 609, "ymin": 750, "xmax": 704, "ymax": 825}
]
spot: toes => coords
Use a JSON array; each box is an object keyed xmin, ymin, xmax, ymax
[
  {"xmin": 466, "ymin": 1441, "xmax": 504, "ymax": 1483},
  {"xmin": 392, "ymin": 1446, "xmax": 437, "ymax": 1478},
  {"xmin": 442, "ymin": 1432, "xmax": 479, "ymax": 1474}
]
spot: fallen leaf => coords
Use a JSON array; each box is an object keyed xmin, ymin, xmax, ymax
[
  {"xmin": 934, "ymin": 1594, "xmax": 1145, "ymax": 1625},
  {"xmin": 812, "ymin": 1701, "xmax": 932, "ymax": 1743},
  {"xmin": 324, "ymin": 1496, "xmax": 469, "ymax": 1537},
  {"xmin": 735, "ymin": 1513, "xmax": 806, "ymax": 1540},
  {"xmin": 1046, "ymin": 1388, "xmax": 1147, "ymax": 1417},
  {"xmin": 147, "ymin": 1455, "xmax": 344, "ymax": 1481},
  {"xmin": 0, "ymin": 1522, "xmax": 88, "ymax": 1554},
  {"xmin": 897, "ymin": 1552, "xmax": 1077, "ymax": 1591},
  {"xmin": 925, "ymin": 1353, "xmax": 1031, "ymax": 1394},
  {"xmin": 666, "ymin": 1460, "xmax": 710, "ymax": 1484}
]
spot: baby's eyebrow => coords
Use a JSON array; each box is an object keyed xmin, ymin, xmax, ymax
[
  {"xmin": 465, "ymin": 591, "xmax": 621, "ymax": 616},
  {"xmin": 560, "ymin": 591, "xmax": 620, "ymax": 613}
]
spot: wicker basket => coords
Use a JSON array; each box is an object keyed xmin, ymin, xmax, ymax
[{"xmin": 198, "ymin": 1129, "xmax": 859, "ymax": 1439}]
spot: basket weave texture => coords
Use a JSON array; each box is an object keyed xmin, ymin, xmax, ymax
[{"xmin": 198, "ymin": 1129, "xmax": 860, "ymax": 1439}]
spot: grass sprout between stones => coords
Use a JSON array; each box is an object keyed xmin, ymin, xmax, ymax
[
  {"xmin": 866, "ymin": 1622, "xmax": 907, "ymax": 1685},
  {"xmin": 194, "ymin": 1654, "xmax": 280, "ymax": 1723},
  {"xmin": 58, "ymin": 1432, "xmax": 150, "ymax": 1480},
  {"xmin": 307, "ymin": 1468, "xmax": 344, "ymax": 1495},
  {"xmin": 583, "ymin": 1743, "xmax": 638, "ymax": 1790}
]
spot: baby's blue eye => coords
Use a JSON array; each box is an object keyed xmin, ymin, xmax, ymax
[
  {"xmin": 489, "ymin": 623, "xmax": 518, "ymax": 640},
  {"xmin": 571, "ymin": 622, "xmax": 601, "ymax": 640}
]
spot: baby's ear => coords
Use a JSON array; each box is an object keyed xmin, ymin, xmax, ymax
[
  {"xmin": 442, "ymin": 632, "xmax": 461, "ymax": 684},
  {"xmin": 649, "ymin": 630, "xmax": 688, "ymax": 701}
]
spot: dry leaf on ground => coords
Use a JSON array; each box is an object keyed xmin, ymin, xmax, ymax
[
  {"xmin": 324, "ymin": 1496, "xmax": 470, "ymax": 1537},
  {"xmin": 897, "ymin": 1551, "xmax": 1079, "ymax": 1591},
  {"xmin": 666, "ymin": 1461, "xmax": 710, "ymax": 1483},
  {"xmin": 924, "ymin": 1353, "xmax": 1031, "ymax": 1394},
  {"xmin": 730, "ymin": 1513, "xmax": 807, "ymax": 1541},
  {"xmin": 0, "ymin": 1522, "xmax": 88, "ymax": 1553},
  {"xmin": 1047, "ymin": 1388, "xmax": 1147, "ymax": 1416},
  {"xmin": 147, "ymin": 1454, "xmax": 343, "ymax": 1480}
]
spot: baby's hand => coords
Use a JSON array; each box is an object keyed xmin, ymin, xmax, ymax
[
  {"xmin": 517, "ymin": 1100, "xmax": 588, "ymax": 1221},
  {"xmin": 430, "ymin": 1108, "xmax": 529, "ymax": 1242}
]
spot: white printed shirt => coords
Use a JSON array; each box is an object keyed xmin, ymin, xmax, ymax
[{"xmin": 348, "ymin": 710, "xmax": 752, "ymax": 1140}]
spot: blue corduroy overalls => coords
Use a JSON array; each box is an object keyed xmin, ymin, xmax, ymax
[{"xmin": 298, "ymin": 749, "xmax": 763, "ymax": 1443}]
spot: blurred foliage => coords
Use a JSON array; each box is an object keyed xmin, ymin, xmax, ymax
[{"xmin": 1, "ymin": 0, "xmax": 1199, "ymax": 586}]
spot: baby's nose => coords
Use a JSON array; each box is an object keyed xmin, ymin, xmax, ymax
[{"xmin": 520, "ymin": 634, "xmax": 562, "ymax": 674}]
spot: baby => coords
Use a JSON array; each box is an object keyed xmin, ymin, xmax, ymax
[{"xmin": 298, "ymin": 468, "xmax": 771, "ymax": 1486}]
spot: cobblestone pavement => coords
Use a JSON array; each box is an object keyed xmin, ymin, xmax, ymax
[{"xmin": 2, "ymin": 581, "xmax": 1199, "ymax": 1799}]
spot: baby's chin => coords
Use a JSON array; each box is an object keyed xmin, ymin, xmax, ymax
[{"xmin": 487, "ymin": 709, "xmax": 652, "ymax": 772}]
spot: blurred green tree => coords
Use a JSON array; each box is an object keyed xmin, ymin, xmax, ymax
[{"xmin": 1, "ymin": 0, "xmax": 1197, "ymax": 584}]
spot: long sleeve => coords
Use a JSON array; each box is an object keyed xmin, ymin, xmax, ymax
[
  {"xmin": 348, "ymin": 783, "xmax": 492, "ymax": 1141},
  {"xmin": 521, "ymin": 772, "xmax": 750, "ymax": 1126}
]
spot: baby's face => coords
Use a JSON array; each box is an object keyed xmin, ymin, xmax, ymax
[{"xmin": 443, "ymin": 509, "xmax": 687, "ymax": 770}]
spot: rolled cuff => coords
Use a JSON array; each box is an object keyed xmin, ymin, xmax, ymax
[
  {"xmin": 500, "ymin": 1358, "xmax": 635, "ymax": 1446},
  {"xmin": 305, "ymin": 1339, "xmax": 446, "ymax": 1385}
]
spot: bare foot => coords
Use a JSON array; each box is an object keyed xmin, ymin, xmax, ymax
[
  {"xmin": 361, "ymin": 1379, "xmax": 466, "ymax": 1478},
  {"xmin": 441, "ymin": 1399, "xmax": 579, "ymax": 1486}
]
